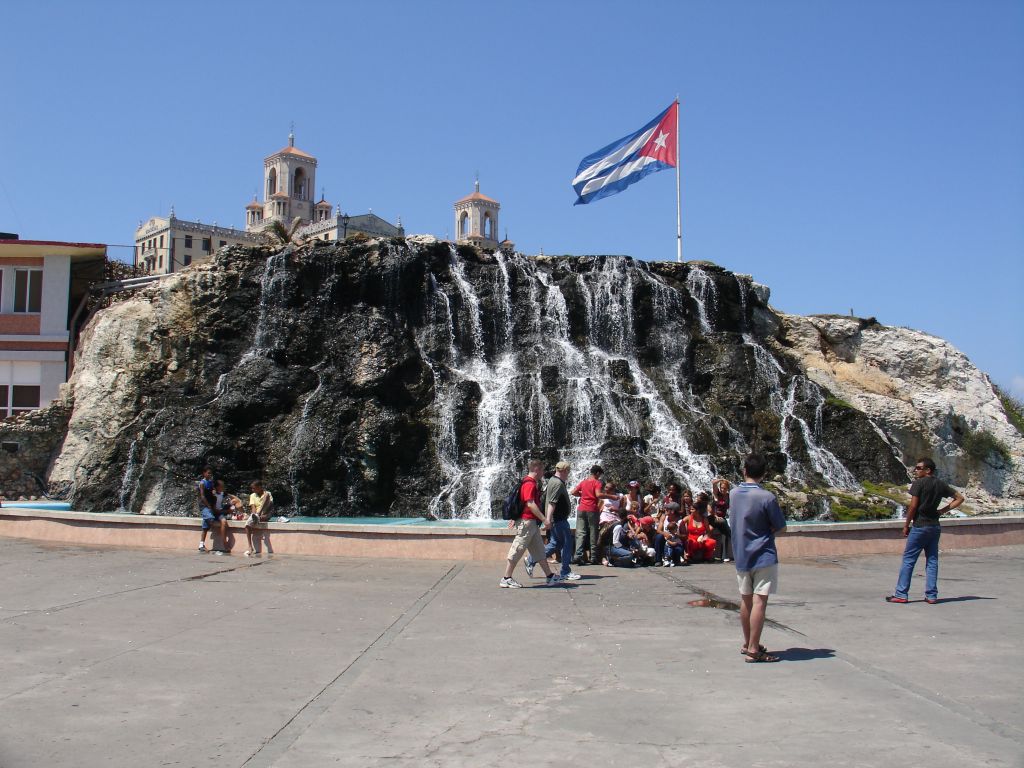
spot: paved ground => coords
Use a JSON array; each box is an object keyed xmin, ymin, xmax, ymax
[{"xmin": 0, "ymin": 539, "xmax": 1020, "ymax": 768}]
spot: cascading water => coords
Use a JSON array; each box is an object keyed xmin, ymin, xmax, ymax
[
  {"xmin": 423, "ymin": 251, "xmax": 718, "ymax": 518},
  {"xmin": 288, "ymin": 369, "xmax": 324, "ymax": 515},
  {"xmin": 734, "ymin": 274, "xmax": 857, "ymax": 489},
  {"xmin": 686, "ymin": 265, "xmax": 718, "ymax": 335},
  {"xmin": 781, "ymin": 377, "xmax": 860, "ymax": 490},
  {"xmin": 67, "ymin": 237, "xmax": 905, "ymax": 519}
]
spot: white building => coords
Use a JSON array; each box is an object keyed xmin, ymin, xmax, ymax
[
  {"xmin": 135, "ymin": 133, "xmax": 403, "ymax": 274},
  {"xmin": 0, "ymin": 237, "xmax": 106, "ymax": 417}
]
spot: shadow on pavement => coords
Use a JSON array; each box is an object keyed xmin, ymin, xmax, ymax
[
  {"xmin": 931, "ymin": 595, "xmax": 996, "ymax": 604},
  {"xmin": 774, "ymin": 647, "xmax": 836, "ymax": 662}
]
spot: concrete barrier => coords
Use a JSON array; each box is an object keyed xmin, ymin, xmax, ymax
[{"xmin": 1, "ymin": 507, "xmax": 1022, "ymax": 560}]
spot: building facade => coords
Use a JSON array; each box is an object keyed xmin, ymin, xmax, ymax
[
  {"xmin": 135, "ymin": 213, "xmax": 258, "ymax": 275},
  {"xmin": 135, "ymin": 133, "xmax": 403, "ymax": 274},
  {"xmin": 0, "ymin": 237, "xmax": 106, "ymax": 417}
]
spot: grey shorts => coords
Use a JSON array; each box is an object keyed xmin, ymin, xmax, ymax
[{"xmin": 737, "ymin": 564, "xmax": 779, "ymax": 596}]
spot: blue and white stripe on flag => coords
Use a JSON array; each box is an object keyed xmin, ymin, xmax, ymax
[{"xmin": 572, "ymin": 102, "xmax": 678, "ymax": 205}]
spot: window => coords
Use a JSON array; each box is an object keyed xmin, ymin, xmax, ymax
[
  {"xmin": 0, "ymin": 360, "xmax": 41, "ymax": 418},
  {"xmin": 219, "ymin": 240, "xmax": 226, "ymax": 248},
  {"xmin": 183, "ymin": 254, "xmax": 192, "ymax": 266},
  {"xmin": 158, "ymin": 254, "xmax": 163, "ymax": 269},
  {"xmin": 13, "ymin": 270, "xmax": 42, "ymax": 313},
  {"xmin": 0, "ymin": 385, "xmax": 42, "ymax": 418},
  {"xmin": 159, "ymin": 234, "xmax": 164, "ymax": 249},
  {"xmin": 11, "ymin": 385, "xmax": 40, "ymax": 416},
  {"xmin": 202, "ymin": 238, "xmax": 211, "ymax": 252},
  {"xmin": 184, "ymin": 235, "xmax": 193, "ymax": 249}
]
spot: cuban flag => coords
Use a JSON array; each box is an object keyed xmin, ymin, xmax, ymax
[{"xmin": 572, "ymin": 101, "xmax": 678, "ymax": 205}]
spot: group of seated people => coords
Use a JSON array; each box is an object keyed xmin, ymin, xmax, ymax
[
  {"xmin": 564, "ymin": 467, "xmax": 733, "ymax": 568},
  {"xmin": 196, "ymin": 466, "xmax": 275, "ymax": 556}
]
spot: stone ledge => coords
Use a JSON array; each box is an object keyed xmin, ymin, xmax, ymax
[{"xmin": 1, "ymin": 508, "xmax": 1021, "ymax": 561}]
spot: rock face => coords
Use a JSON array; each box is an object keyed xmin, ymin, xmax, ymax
[
  {"xmin": 780, "ymin": 315, "xmax": 1024, "ymax": 512},
  {"xmin": 6, "ymin": 238, "xmax": 1018, "ymax": 517},
  {"xmin": 0, "ymin": 404, "xmax": 71, "ymax": 500}
]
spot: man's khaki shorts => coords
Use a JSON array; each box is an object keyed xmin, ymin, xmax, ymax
[
  {"xmin": 507, "ymin": 519, "xmax": 546, "ymax": 563},
  {"xmin": 737, "ymin": 564, "xmax": 779, "ymax": 596}
]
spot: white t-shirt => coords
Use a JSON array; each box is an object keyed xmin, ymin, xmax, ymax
[
  {"xmin": 600, "ymin": 496, "xmax": 621, "ymax": 525},
  {"xmin": 612, "ymin": 523, "xmax": 630, "ymax": 549}
]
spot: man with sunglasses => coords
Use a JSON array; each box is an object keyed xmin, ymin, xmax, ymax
[{"xmin": 886, "ymin": 457, "xmax": 964, "ymax": 604}]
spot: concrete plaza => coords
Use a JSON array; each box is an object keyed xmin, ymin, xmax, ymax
[{"xmin": 0, "ymin": 538, "xmax": 1020, "ymax": 767}]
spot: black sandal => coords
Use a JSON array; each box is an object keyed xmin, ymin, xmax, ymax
[
  {"xmin": 744, "ymin": 649, "xmax": 780, "ymax": 663},
  {"xmin": 740, "ymin": 644, "xmax": 767, "ymax": 656}
]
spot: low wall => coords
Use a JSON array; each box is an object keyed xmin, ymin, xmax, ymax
[{"xmin": 1, "ymin": 508, "xmax": 1023, "ymax": 561}]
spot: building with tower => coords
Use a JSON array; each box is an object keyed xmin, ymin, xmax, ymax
[
  {"xmin": 135, "ymin": 132, "xmax": 403, "ymax": 275},
  {"xmin": 453, "ymin": 180, "xmax": 512, "ymax": 251},
  {"xmin": 454, "ymin": 180, "xmax": 500, "ymax": 250}
]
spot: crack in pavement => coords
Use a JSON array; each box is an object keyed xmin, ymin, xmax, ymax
[
  {"xmin": 0, "ymin": 560, "xmax": 269, "ymax": 622},
  {"xmin": 650, "ymin": 567, "xmax": 805, "ymax": 635},
  {"xmin": 648, "ymin": 567, "xmax": 1024, "ymax": 747},
  {"xmin": 240, "ymin": 562, "xmax": 465, "ymax": 768}
]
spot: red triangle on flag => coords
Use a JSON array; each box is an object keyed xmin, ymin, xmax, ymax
[{"xmin": 638, "ymin": 101, "xmax": 678, "ymax": 167}]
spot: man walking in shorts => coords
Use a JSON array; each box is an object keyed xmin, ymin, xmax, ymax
[
  {"xmin": 729, "ymin": 454, "xmax": 786, "ymax": 663},
  {"xmin": 886, "ymin": 457, "xmax": 964, "ymax": 604},
  {"xmin": 525, "ymin": 461, "xmax": 581, "ymax": 581},
  {"xmin": 500, "ymin": 459, "xmax": 561, "ymax": 588}
]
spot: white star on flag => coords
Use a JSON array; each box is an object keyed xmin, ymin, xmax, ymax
[{"xmin": 653, "ymin": 130, "xmax": 669, "ymax": 151}]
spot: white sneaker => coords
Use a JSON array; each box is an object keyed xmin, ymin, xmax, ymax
[
  {"xmin": 198, "ymin": 543, "xmax": 207, "ymax": 552},
  {"xmin": 667, "ymin": 561, "xmax": 676, "ymax": 567},
  {"xmin": 525, "ymin": 561, "xmax": 535, "ymax": 578},
  {"xmin": 499, "ymin": 577, "xmax": 523, "ymax": 589},
  {"xmin": 565, "ymin": 572, "xmax": 582, "ymax": 581},
  {"xmin": 244, "ymin": 550, "xmax": 253, "ymax": 557}
]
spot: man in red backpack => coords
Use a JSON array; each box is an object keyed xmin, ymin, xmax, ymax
[{"xmin": 500, "ymin": 459, "xmax": 562, "ymax": 588}]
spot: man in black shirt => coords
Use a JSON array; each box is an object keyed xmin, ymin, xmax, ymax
[{"xmin": 886, "ymin": 457, "xmax": 964, "ymax": 604}]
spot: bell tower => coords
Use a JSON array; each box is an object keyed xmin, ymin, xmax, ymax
[
  {"xmin": 454, "ymin": 178, "xmax": 500, "ymax": 250},
  {"xmin": 248, "ymin": 130, "xmax": 318, "ymax": 231}
]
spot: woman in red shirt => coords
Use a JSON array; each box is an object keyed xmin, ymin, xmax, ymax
[{"xmin": 682, "ymin": 496, "xmax": 717, "ymax": 564}]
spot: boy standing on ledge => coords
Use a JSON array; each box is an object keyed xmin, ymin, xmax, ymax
[{"xmin": 197, "ymin": 467, "xmax": 228, "ymax": 553}]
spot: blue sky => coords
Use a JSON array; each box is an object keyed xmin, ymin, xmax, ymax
[{"xmin": 3, "ymin": 0, "xmax": 1022, "ymax": 396}]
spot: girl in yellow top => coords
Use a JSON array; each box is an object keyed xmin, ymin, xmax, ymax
[{"xmin": 245, "ymin": 480, "xmax": 274, "ymax": 557}]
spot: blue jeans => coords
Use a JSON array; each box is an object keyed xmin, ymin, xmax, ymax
[
  {"xmin": 895, "ymin": 525, "xmax": 940, "ymax": 600},
  {"xmin": 200, "ymin": 507, "xmax": 223, "ymax": 531},
  {"xmin": 526, "ymin": 519, "xmax": 574, "ymax": 577},
  {"xmin": 608, "ymin": 546, "xmax": 635, "ymax": 567},
  {"xmin": 653, "ymin": 533, "xmax": 666, "ymax": 562}
]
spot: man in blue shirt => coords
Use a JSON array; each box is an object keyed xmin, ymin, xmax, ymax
[{"xmin": 729, "ymin": 454, "xmax": 787, "ymax": 663}]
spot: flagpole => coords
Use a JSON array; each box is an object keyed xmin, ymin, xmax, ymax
[{"xmin": 675, "ymin": 97, "xmax": 682, "ymax": 263}]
